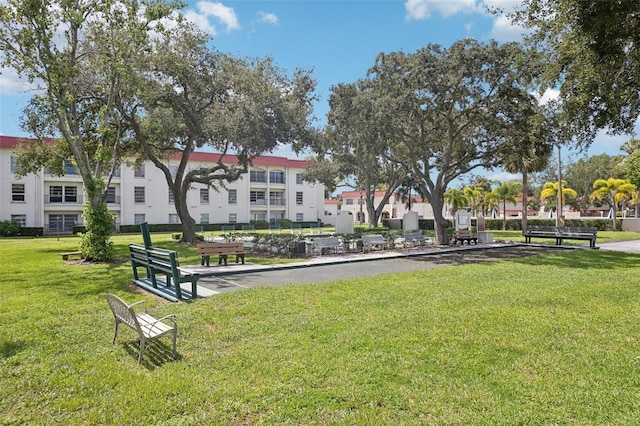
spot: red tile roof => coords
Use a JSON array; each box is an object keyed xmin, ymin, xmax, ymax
[{"xmin": 1, "ymin": 135, "xmax": 310, "ymax": 168}]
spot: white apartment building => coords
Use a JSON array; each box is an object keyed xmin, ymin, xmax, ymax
[
  {"xmin": 1, "ymin": 136, "xmax": 325, "ymax": 233},
  {"xmin": 339, "ymin": 189, "xmax": 442, "ymax": 224}
]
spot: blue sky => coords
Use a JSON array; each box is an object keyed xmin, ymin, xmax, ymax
[{"xmin": 1, "ymin": 0, "xmax": 638, "ymax": 181}]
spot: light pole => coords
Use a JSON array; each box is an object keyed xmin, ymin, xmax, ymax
[
  {"xmin": 556, "ymin": 144, "xmax": 562, "ymax": 227},
  {"xmin": 359, "ymin": 190, "xmax": 364, "ymax": 225}
]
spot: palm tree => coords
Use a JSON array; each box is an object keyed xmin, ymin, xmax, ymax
[
  {"xmin": 540, "ymin": 180, "xmax": 578, "ymax": 221},
  {"xmin": 502, "ymin": 143, "xmax": 552, "ymax": 232},
  {"xmin": 620, "ymin": 138, "xmax": 640, "ymax": 155},
  {"xmin": 462, "ymin": 186, "xmax": 483, "ymax": 217},
  {"xmin": 490, "ymin": 182, "xmax": 521, "ymax": 230},
  {"xmin": 590, "ymin": 178, "xmax": 637, "ymax": 231},
  {"xmin": 443, "ymin": 188, "xmax": 468, "ymax": 217}
]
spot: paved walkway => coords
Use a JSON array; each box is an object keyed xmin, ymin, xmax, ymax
[
  {"xmin": 166, "ymin": 240, "xmax": 640, "ymax": 298},
  {"xmin": 177, "ymin": 243, "xmax": 564, "ymax": 297}
]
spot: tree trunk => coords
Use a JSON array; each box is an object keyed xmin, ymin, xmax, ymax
[
  {"xmin": 430, "ymin": 196, "xmax": 449, "ymax": 245},
  {"xmin": 173, "ymin": 189, "xmax": 197, "ymax": 244},
  {"xmin": 79, "ymin": 177, "xmax": 114, "ymax": 261},
  {"xmin": 502, "ymin": 199, "xmax": 507, "ymax": 231}
]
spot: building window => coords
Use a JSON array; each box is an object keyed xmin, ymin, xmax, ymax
[
  {"xmin": 269, "ymin": 171, "xmax": 285, "ymax": 184},
  {"xmin": 64, "ymin": 186, "xmax": 77, "ymax": 203},
  {"xmin": 296, "ymin": 191, "xmax": 303, "ymax": 205},
  {"xmin": 269, "ymin": 191, "xmax": 285, "ymax": 206},
  {"xmin": 252, "ymin": 212, "xmax": 267, "ymax": 222},
  {"xmin": 168, "ymin": 189, "xmax": 174, "ymax": 204},
  {"xmin": 49, "ymin": 186, "xmax": 63, "ymax": 203},
  {"xmin": 11, "ymin": 215, "xmax": 26, "ymax": 226},
  {"xmin": 168, "ymin": 214, "xmax": 180, "ymax": 224},
  {"xmin": 134, "ymin": 214, "xmax": 145, "ymax": 224},
  {"xmin": 296, "ymin": 173, "xmax": 303, "ymax": 185},
  {"xmin": 48, "ymin": 214, "xmax": 77, "ymax": 233},
  {"xmin": 296, "ymin": 213, "xmax": 304, "ymax": 222},
  {"xmin": 269, "ymin": 212, "xmax": 284, "ymax": 224},
  {"xmin": 228, "ymin": 213, "xmax": 237, "ymax": 223},
  {"xmin": 250, "ymin": 170, "xmax": 266, "ymax": 183},
  {"xmin": 105, "ymin": 187, "xmax": 117, "ymax": 204},
  {"xmin": 345, "ymin": 199, "xmax": 353, "ymax": 205},
  {"xmin": 134, "ymin": 164, "xmax": 145, "ymax": 178},
  {"xmin": 228, "ymin": 189, "xmax": 237, "ymax": 205},
  {"xmin": 200, "ymin": 188, "xmax": 209, "ymax": 204},
  {"xmin": 134, "ymin": 187, "xmax": 145, "ymax": 203},
  {"xmin": 250, "ymin": 191, "xmax": 266, "ymax": 205},
  {"xmin": 12, "ymin": 184, "xmax": 25, "ymax": 202},
  {"xmin": 10, "ymin": 156, "xmax": 18, "ymax": 173},
  {"xmin": 200, "ymin": 213, "xmax": 209, "ymax": 224},
  {"xmin": 63, "ymin": 160, "xmax": 78, "ymax": 175}
]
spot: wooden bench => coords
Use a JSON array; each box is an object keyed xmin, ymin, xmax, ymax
[
  {"xmin": 362, "ymin": 234, "xmax": 390, "ymax": 252},
  {"xmin": 311, "ymin": 236, "xmax": 343, "ymax": 255},
  {"xmin": 453, "ymin": 229, "xmax": 478, "ymax": 245},
  {"xmin": 525, "ymin": 225, "xmax": 597, "ymax": 248},
  {"xmin": 104, "ymin": 293, "xmax": 177, "ymax": 363},
  {"xmin": 60, "ymin": 251, "xmax": 84, "ymax": 261},
  {"xmin": 196, "ymin": 242, "xmax": 246, "ymax": 266},
  {"xmin": 129, "ymin": 244, "xmax": 199, "ymax": 301},
  {"xmin": 404, "ymin": 232, "xmax": 426, "ymax": 247}
]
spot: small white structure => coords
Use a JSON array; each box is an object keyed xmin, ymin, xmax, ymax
[
  {"xmin": 402, "ymin": 211, "xmax": 419, "ymax": 232},
  {"xmin": 335, "ymin": 211, "xmax": 355, "ymax": 235},
  {"xmin": 454, "ymin": 210, "xmax": 471, "ymax": 230}
]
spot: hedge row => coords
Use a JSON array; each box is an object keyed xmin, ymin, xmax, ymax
[{"xmin": 382, "ymin": 217, "xmax": 622, "ymax": 232}]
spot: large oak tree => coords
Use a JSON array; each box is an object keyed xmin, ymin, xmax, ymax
[
  {"xmin": 511, "ymin": 0, "xmax": 640, "ymax": 138},
  {"xmin": 0, "ymin": 0, "xmax": 180, "ymax": 260},
  {"xmin": 365, "ymin": 39, "xmax": 539, "ymax": 244},
  {"xmin": 126, "ymin": 22, "xmax": 317, "ymax": 243}
]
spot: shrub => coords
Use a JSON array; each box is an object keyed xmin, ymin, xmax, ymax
[
  {"xmin": 0, "ymin": 220, "xmax": 21, "ymax": 237},
  {"xmin": 19, "ymin": 227, "xmax": 44, "ymax": 236}
]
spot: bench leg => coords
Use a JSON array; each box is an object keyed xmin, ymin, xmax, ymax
[
  {"xmin": 236, "ymin": 254, "xmax": 245, "ymax": 264},
  {"xmin": 201, "ymin": 255, "xmax": 210, "ymax": 267},
  {"xmin": 138, "ymin": 338, "xmax": 147, "ymax": 363},
  {"xmin": 219, "ymin": 255, "xmax": 228, "ymax": 266}
]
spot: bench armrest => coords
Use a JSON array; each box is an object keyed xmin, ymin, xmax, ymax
[
  {"xmin": 128, "ymin": 300, "xmax": 145, "ymax": 309},
  {"xmin": 149, "ymin": 314, "xmax": 177, "ymax": 329},
  {"xmin": 177, "ymin": 266, "xmax": 197, "ymax": 276}
]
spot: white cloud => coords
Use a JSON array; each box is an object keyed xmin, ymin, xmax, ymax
[
  {"xmin": 405, "ymin": 0, "xmax": 479, "ymax": 20},
  {"xmin": 257, "ymin": 11, "xmax": 278, "ymax": 25},
  {"xmin": 532, "ymin": 88, "xmax": 560, "ymax": 106},
  {"xmin": 488, "ymin": 171, "xmax": 520, "ymax": 182},
  {"xmin": 481, "ymin": 0, "xmax": 522, "ymax": 14},
  {"xmin": 589, "ymin": 120, "xmax": 640, "ymax": 153},
  {"xmin": 487, "ymin": 13, "xmax": 530, "ymax": 42},
  {"xmin": 183, "ymin": 1, "xmax": 240, "ymax": 35},
  {"xmin": 0, "ymin": 66, "xmax": 41, "ymax": 96}
]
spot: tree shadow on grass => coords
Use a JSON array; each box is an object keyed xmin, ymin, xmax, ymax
[
  {"xmin": 0, "ymin": 339, "xmax": 26, "ymax": 359},
  {"xmin": 121, "ymin": 340, "xmax": 182, "ymax": 370},
  {"xmin": 504, "ymin": 248, "xmax": 640, "ymax": 270}
]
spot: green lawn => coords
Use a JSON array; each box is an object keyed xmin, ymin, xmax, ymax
[{"xmin": 2, "ymin": 232, "xmax": 640, "ymax": 424}]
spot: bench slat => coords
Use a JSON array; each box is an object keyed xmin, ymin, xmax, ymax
[{"xmin": 196, "ymin": 242, "xmax": 246, "ymax": 266}]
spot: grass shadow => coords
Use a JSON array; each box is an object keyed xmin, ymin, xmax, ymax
[
  {"xmin": 121, "ymin": 340, "xmax": 181, "ymax": 370},
  {"xmin": 506, "ymin": 247, "xmax": 640, "ymax": 270},
  {"xmin": 0, "ymin": 339, "xmax": 27, "ymax": 359}
]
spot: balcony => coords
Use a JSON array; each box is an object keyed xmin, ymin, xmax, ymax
[
  {"xmin": 269, "ymin": 199, "xmax": 286, "ymax": 208},
  {"xmin": 45, "ymin": 195, "xmax": 84, "ymax": 204},
  {"xmin": 106, "ymin": 196, "xmax": 121, "ymax": 205}
]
